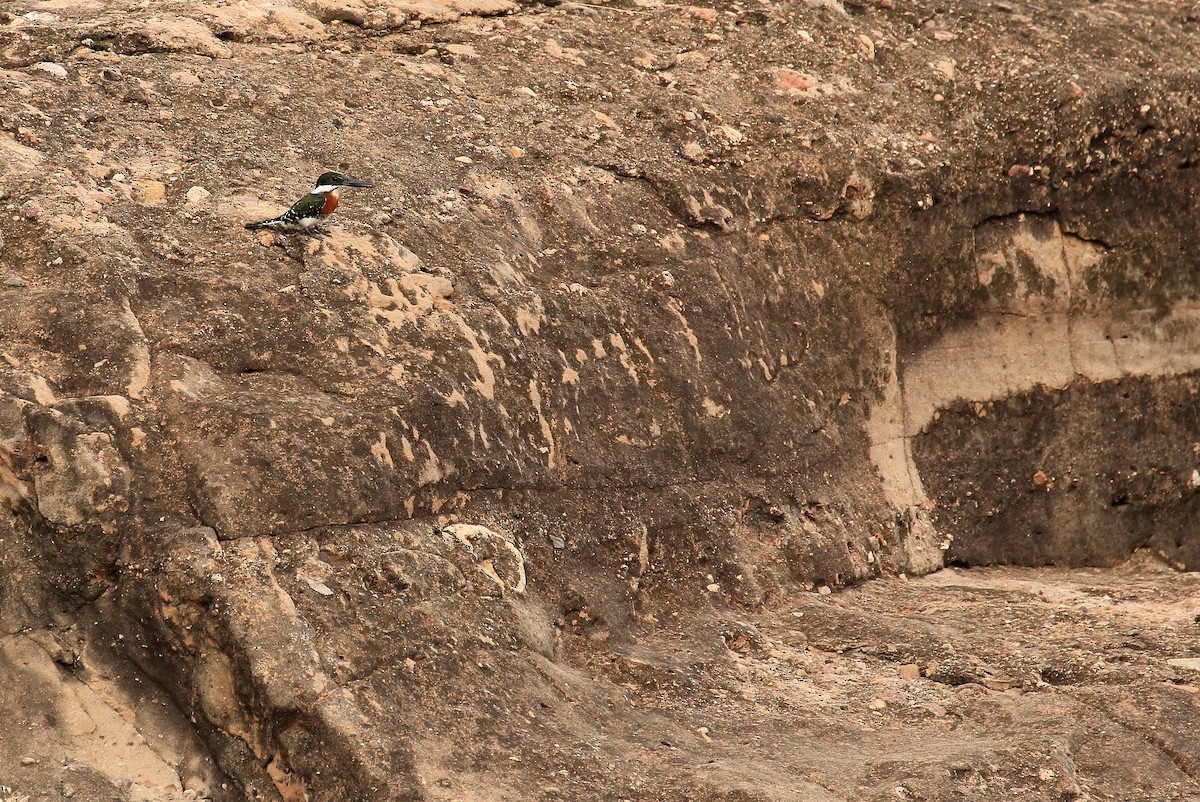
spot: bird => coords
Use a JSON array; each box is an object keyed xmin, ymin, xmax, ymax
[{"xmin": 244, "ymin": 171, "xmax": 374, "ymax": 235}]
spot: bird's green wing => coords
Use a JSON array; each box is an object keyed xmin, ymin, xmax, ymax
[{"xmin": 288, "ymin": 192, "xmax": 327, "ymax": 218}]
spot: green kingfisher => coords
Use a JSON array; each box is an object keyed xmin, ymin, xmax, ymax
[{"xmin": 245, "ymin": 171, "xmax": 374, "ymax": 235}]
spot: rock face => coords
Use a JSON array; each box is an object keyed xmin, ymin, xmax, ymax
[{"xmin": 3, "ymin": 0, "xmax": 1200, "ymax": 799}]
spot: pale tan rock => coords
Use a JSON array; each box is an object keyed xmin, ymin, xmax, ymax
[
  {"xmin": 133, "ymin": 179, "xmax": 167, "ymax": 205},
  {"xmin": 34, "ymin": 61, "xmax": 68, "ymax": 79},
  {"xmin": 0, "ymin": 132, "xmax": 44, "ymax": 180},
  {"xmin": 1168, "ymin": 658, "xmax": 1200, "ymax": 672},
  {"xmin": 397, "ymin": 0, "xmax": 517, "ymax": 22},
  {"xmin": 682, "ymin": 5, "xmax": 718, "ymax": 22},
  {"xmin": 101, "ymin": 16, "xmax": 234, "ymax": 59},
  {"xmin": 443, "ymin": 42, "xmax": 478, "ymax": 58},
  {"xmin": 185, "ymin": 185, "xmax": 211, "ymax": 207},
  {"xmin": 305, "ymin": 0, "xmax": 382, "ymax": 26},
  {"xmin": 201, "ymin": 2, "xmax": 328, "ymax": 41},
  {"xmin": 168, "ymin": 69, "xmax": 201, "ymax": 85},
  {"xmin": 399, "ymin": 272, "xmax": 454, "ymax": 300},
  {"xmin": 775, "ymin": 67, "xmax": 813, "ymax": 92},
  {"xmin": 0, "ymin": 635, "xmax": 189, "ymax": 798},
  {"xmin": 546, "ymin": 38, "xmax": 587, "ymax": 66},
  {"xmin": 29, "ymin": 416, "xmax": 129, "ymax": 530}
]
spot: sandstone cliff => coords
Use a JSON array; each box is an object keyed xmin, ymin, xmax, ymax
[{"xmin": 3, "ymin": 0, "xmax": 1200, "ymax": 799}]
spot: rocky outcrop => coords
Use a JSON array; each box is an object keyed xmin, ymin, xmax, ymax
[{"xmin": 4, "ymin": 0, "xmax": 1200, "ymax": 799}]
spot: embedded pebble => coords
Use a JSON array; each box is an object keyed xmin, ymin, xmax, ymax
[
  {"xmin": 35, "ymin": 62, "xmax": 67, "ymax": 78},
  {"xmin": 305, "ymin": 577, "xmax": 335, "ymax": 596},
  {"xmin": 1167, "ymin": 658, "xmax": 1200, "ymax": 671},
  {"xmin": 185, "ymin": 186, "xmax": 211, "ymax": 206}
]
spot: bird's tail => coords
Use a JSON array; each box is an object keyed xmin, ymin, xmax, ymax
[{"xmin": 245, "ymin": 219, "xmax": 269, "ymax": 230}]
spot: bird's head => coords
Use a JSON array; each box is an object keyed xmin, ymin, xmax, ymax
[{"xmin": 314, "ymin": 171, "xmax": 374, "ymax": 192}]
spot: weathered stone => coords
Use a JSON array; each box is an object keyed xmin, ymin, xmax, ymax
[
  {"xmin": 3, "ymin": 0, "xmax": 1200, "ymax": 800},
  {"xmin": 184, "ymin": 185, "xmax": 211, "ymax": 206},
  {"xmin": 86, "ymin": 16, "xmax": 234, "ymax": 59},
  {"xmin": 303, "ymin": 0, "xmax": 514, "ymax": 28},
  {"xmin": 26, "ymin": 408, "xmax": 128, "ymax": 530},
  {"xmin": 201, "ymin": 2, "xmax": 328, "ymax": 42},
  {"xmin": 133, "ymin": 178, "xmax": 167, "ymax": 204},
  {"xmin": 33, "ymin": 61, "xmax": 67, "ymax": 79}
]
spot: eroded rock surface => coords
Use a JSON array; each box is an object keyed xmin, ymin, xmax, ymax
[{"xmin": 3, "ymin": 0, "xmax": 1200, "ymax": 798}]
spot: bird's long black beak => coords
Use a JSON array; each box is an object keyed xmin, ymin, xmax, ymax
[{"xmin": 342, "ymin": 177, "xmax": 374, "ymax": 188}]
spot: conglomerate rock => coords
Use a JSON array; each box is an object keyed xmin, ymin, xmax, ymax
[{"xmin": 3, "ymin": 0, "xmax": 1200, "ymax": 799}]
